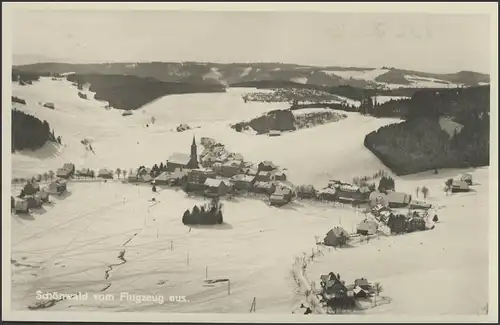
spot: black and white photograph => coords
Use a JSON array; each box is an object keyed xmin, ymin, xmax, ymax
[{"xmin": 2, "ymin": 2, "xmax": 498, "ymax": 323}]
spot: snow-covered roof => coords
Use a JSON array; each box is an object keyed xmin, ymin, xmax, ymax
[
  {"xmin": 168, "ymin": 153, "xmax": 191, "ymax": 166},
  {"xmin": 254, "ymin": 181, "xmax": 274, "ymax": 189},
  {"xmin": 387, "ymin": 191, "xmax": 410, "ymax": 203},
  {"xmin": 155, "ymin": 172, "xmax": 171, "ymax": 181},
  {"xmin": 338, "ymin": 184, "xmax": 359, "ymax": 192},
  {"xmin": 204, "ymin": 178, "xmax": 226, "ymax": 188},
  {"xmin": 319, "ymin": 187, "xmax": 336, "ymax": 195}
]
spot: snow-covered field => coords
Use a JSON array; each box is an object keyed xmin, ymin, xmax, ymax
[
  {"xmin": 8, "ymin": 77, "xmax": 492, "ymax": 317},
  {"xmin": 322, "ymin": 69, "xmax": 389, "ymax": 82}
]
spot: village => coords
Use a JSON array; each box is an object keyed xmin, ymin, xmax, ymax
[{"xmin": 10, "ymin": 135, "xmax": 477, "ymax": 315}]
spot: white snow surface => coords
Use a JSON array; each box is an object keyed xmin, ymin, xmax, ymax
[
  {"xmin": 373, "ymin": 96, "xmax": 410, "ymax": 105},
  {"xmin": 323, "ymin": 69, "xmax": 390, "ymax": 81},
  {"xmin": 9, "ymin": 77, "xmax": 491, "ymax": 316}
]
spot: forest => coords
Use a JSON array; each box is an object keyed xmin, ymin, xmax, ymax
[
  {"xmin": 12, "ymin": 109, "xmax": 56, "ymax": 152},
  {"xmin": 364, "ymin": 86, "xmax": 490, "ymax": 175}
]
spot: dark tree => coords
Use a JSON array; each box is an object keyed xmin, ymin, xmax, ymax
[
  {"xmin": 182, "ymin": 209, "xmax": 191, "ymax": 224},
  {"xmin": 12, "ymin": 109, "xmax": 53, "ymax": 151}
]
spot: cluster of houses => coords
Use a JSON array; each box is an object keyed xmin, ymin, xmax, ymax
[
  {"xmin": 12, "ymin": 178, "xmax": 67, "ymax": 214},
  {"xmin": 242, "ymin": 88, "xmax": 340, "ymax": 104},
  {"xmin": 316, "ymin": 272, "xmax": 380, "ymax": 313},
  {"xmin": 123, "ymin": 136, "xmax": 296, "ymax": 206}
]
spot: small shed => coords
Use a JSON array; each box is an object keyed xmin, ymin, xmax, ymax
[
  {"xmin": 451, "ymin": 180, "xmax": 470, "ymax": 193},
  {"xmin": 356, "ymin": 220, "xmax": 379, "ymax": 236},
  {"xmin": 43, "ymin": 102, "xmax": 55, "ymax": 109},
  {"xmin": 122, "ymin": 111, "xmax": 133, "ymax": 116},
  {"xmin": 268, "ymin": 130, "xmax": 282, "ymax": 137},
  {"xmin": 324, "ymin": 226, "xmax": 350, "ymax": 247}
]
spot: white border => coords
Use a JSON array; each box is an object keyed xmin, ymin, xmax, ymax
[{"xmin": 2, "ymin": 2, "xmax": 498, "ymax": 323}]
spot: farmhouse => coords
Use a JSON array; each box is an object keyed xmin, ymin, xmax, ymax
[
  {"xmin": 406, "ymin": 217, "xmax": 426, "ymax": 232},
  {"xmin": 356, "ymin": 220, "xmax": 379, "ymax": 236},
  {"xmin": 14, "ymin": 198, "xmax": 29, "ymax": 214},
  {"xmin": 47, "ymin": 179, "xmax": 67, "ymax": 195},
  {"xmin": 204, "ymin": 178, "xmax": 231, "ymax": 197},
  {"xmin": 387, "ymin": 191, "xmax": 412, "ymax": 208},
  {"xmin": 269, "ymin": 186, "xmax": 293, "ymax": 206},
  {"xmin": 166, "ymin": 137, "xmax": 200, "ymax": 171},
  {"xmin": 230, "ymin": 174, "xmax": 255, "ymax": 191},
  {"xmin": 254, "ymin": 170, "xmax": 274, "ymax": 182},
  {"xmin": 324, "ymin": 226, "xmax": 350, "ymax": 247},
  {"xmin": 318, "ymin": 187, "xmax": 337, "ymax": 201},
  {"xmin": 43, "ymin": 102, "xmax": 55, "ymax": 109},
  {"xmin": 221, "ymin": 160, "xmax": 243, "ymax": 178},
  {"xmin": 451, "ymin": 180, "xmax": 470, "ymax": 193},
  {"xmin": 272, "ymin": 170, "xmax": 287, "ymax": 181},
  {"xmin": 335, "ymin": 184, "xmax": 365, "ymax": 203},
  {"xmin": 188, "ymin": 169, "xmax": 216, "ymax": 185},
  {"xmin": 98, "ymin": 169, "xmax": 114, "ymax": 179},
  {"xmin": 258, "ymin": 161, "xmax": 278, "ymax": 172},
  {"xmin": 251, "ymin": 181, "xmax": 276, "ymax": 195}
]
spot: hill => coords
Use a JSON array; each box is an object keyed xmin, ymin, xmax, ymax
[
  {"xmin": 364, "ymin": 86, "xmax": 490, "ymax": 175},
  {"xmin": 66, "ymin": 74, "xmax": 226, "ymax": 110},
  {"xmin": 13, "ymin": 62, "xmax": 489, "ymax": 90}
]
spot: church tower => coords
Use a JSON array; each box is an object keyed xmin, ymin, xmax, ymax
[{"xmin": 188, "ymin": 135, "xmax": 199, "ymax": 169}]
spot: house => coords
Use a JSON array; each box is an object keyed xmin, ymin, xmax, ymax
[
  {"xmin": 230, "ymin": 174, "xmax": 255, "ymax": 191},
  {"xmin": 368, "ymin": 191, "xmax": 389, "ymax": 207},
  {"xmin": 14, "ymin": 199, "xmax": 29, "ymax": 214},
  {"xmin": 168, "ymin": 168, "xmax": 189, "ymax": 186},
  {"xmin": 409, "ymin": 199, "xmax": 432, "ymax": 210},
  {"xmin": 406, "ymin": 217, "xmax": 426, "ymax": 232},
  {"xmin": 98, "ymin": 169, "xmax": 114, "ymax": 179},
  {"xmin": 318, "ymin": 187, "xmax": 337, "ymax": 201},
  {"xmin": 122, "ymin": 111, "xmax": 133, "ymax": 116},
  {"xmin": 460, "ymin": 173, "xmax": 473, "ymax": 186},
  {"xmin": 204, "ymin": 178, "xmax": 230, "ymax": 197},
  {"xmin": 356, "ymin": 220, "xmax": 379, "ymax": 236},
  {"xmin": 188, "ymin": 169, "xmax": 216, "ymax": 184},
  {"xmin": 250, "ymin": 181, "xmax": 276, "ymax": 195},
  {"xmin": 221, "ymin": 160, "xmax": 242, "ymax": 178},
  {"xmin": 76, "ymin": 168, "xmax": 93, "ymax": 178},
  {"xmin": 352, "ymin": 286, "xmax": 370, "ymax": 299},
  {"xmin": 258, "ymin": 161, "xmax": 278, "ymax": 172},
  {"xmin": 200, "ymin": 153, "xmax": 220, "ymax": 167},
  {"xmin": 451, "ymin": 180, "xmax": 470, "ymax": 193},
  {"xmin": 324, "ymin": 278, "xmax": 348, "ymax": 297},
  {"xmin": 56, "ymin": 168, "xmax": 71, "ymax": 179},
  {"xmin": 269, "ymin": 186, "xmax": 293, "ymax": 206},
  {"xmin": 324, "ymin": 226, "xmax": 350, "ymax": 247},
  {"xmin": 354, "ymin": 278, "xmax": 372, "ymax": 291},
  {"xmin": 272, "ymin": 170, "xmax": 287, "ymax": 181},
  {"xmin": 242, "ymin": 167, "xmax": 259, "ymax": 177},
  {"xmin": 127, "ymin": 168, "xmax": 140, "ymax": 182},
  {"xmin": 335, "ymin": 184, "xmax": 365, "ymax": 203},
  {"xmin": 154, "ymin": 171, "xmax": 171, "ymax": 185},
  {"xmin": 387, "ymin": 191, "xmax": 412, "ymax": 208},
  {"xmin": 47, "ymin": 179, "xmax": 67, "ymax": 195},
  {"xmin": 254, "ymin": 170, "xmax": 274, "ymax": 182},
  {"xmin": 268, "ymin": 130, "xmax": 281, "ymax": 137},
  {"xmin": 26, "ymin": 195, "xmax": 42, "ymax": 209},
  {"xmin": 387, "ymin": 214, "xmax": 408, "ymax": 234},
  {"xmin": 43, "ymin": 102, "xmax": 55, "ymax": 109}
]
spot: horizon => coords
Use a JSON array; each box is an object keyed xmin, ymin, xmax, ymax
[
  {"xmin": 11, "ymin": 10, "xmax": 491, "ymax": 75},
  {"xmin": 11, "ymin": 56, "xmax": 490, "ymax": 75}
]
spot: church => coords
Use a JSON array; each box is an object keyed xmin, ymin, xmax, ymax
[{"xmin": 166, "ymin": 136, "xmax": 200, "ymax": 172}]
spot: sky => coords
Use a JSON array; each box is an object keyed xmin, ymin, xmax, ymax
[{"xmin": 11, "ymin": 10, "xmax": 492, "ymax": 74}]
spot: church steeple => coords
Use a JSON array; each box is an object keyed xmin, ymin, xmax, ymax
[{"xmin": 189, "ymin": 135, "xmax": 199, "ymax": 169}]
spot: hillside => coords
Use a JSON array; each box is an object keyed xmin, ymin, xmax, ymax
[
  {"xmin": 66, "ymin": 74, "xmax": 226, "ymax": 110},
  {"xmin": 13, "ymin": 62, "xmax": 489, "ymax": 90},
  {"xmin": 364, "ymin": 86, "xmax": 490, "ymax": 175}
]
